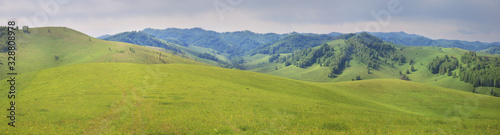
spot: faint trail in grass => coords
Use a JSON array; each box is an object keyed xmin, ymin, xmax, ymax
[{"xmin": 84, "ymin": 70, "xmax": 145, "ymax": 134}]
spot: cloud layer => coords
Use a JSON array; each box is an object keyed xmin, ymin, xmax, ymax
[{"xmin": 1, "ymin": 0, "xmax": 499, "ymax": 42}]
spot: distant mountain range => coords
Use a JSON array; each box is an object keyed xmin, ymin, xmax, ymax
[
  {"xmin": 365, "ymin": 31, "xmax": 500, "ymax": 52},
  {"xmin": 98, "ymin": 28, "xmax": 500, "ymax": 54},
  {"xmin": 141, "ymin": 28, "xmax": 285, "ymax": 56},
  {"xmin": 96, "ymin": 34, "xmax": 111, "ymax": 39}
]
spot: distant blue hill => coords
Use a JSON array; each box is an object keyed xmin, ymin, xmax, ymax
[
  {"xmin": 104, "ymin": 27, "xmax": 500, "ymax": 54},
  {"xmin": 96, "ymin": 34, "xmax": 111, "ymax": 39},
  {"xmin": 366, "ymin": 31, "xmax": 498, "ymax": 54}
]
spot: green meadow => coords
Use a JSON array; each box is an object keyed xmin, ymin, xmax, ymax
[
  {"xmin": 0, "ymin": 63, "xmax": 499, "ymax": 134},
  {"xmin": 0, "ymin": 27, "xmax": 202, "ymax": 79}
]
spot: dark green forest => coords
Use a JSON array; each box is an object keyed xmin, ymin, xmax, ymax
[
  {"xmin": 427, "ymin": 55, "xmax": 459, "ymax": 75},
  {"xmin": 198, "ymin": 52, "xmax": 219, "ymax": 62}
]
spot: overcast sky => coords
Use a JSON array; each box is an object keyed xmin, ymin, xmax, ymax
[{"xmin": 1, "ymin": 0, "xmax": 499, "ymax": 42}]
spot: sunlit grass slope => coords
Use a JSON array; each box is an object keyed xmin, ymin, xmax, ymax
[
  {"xmin": 248, "ymin": 39, "xmax": 500, "ymax": 93},
  {"xmin": 1, "ymin": 63, "xmax": 498, "ymax": 134},
  {"xmin": 0, "ymin": 27, "xmax": 203, "ymax": 79}
]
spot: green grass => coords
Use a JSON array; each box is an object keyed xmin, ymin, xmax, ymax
[
  {"xmin": 0, "ymin": 27, "xmax": 203, "ymax": 79},
  {"xmin": 1, "ymin": 63, "xmax": 499, "ymax": 134}
]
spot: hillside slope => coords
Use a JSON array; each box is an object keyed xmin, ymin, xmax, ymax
[
  {"xmin": 0, "ymin": 27, "xmax": 203, "ymax": 79},
  {"xmin": 0, "ymin": 63, "xmax": 498, "ymax": 134},
  {"xmin": 247, "ymin": 33, "xmax": 500, "ymax": 93}
]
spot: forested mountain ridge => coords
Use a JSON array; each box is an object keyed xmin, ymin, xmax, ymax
[
  {"xmin": 103, "ymin": 31, "xmax": 183, "ymax": 53},
  {"xmin": 142, "ymin": 28, "xmax": 284, "ymax": 56}
]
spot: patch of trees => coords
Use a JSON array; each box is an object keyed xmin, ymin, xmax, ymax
[
  {"xmin": 22, "ymin": 26, "xmax": 30, "ymax": 34},
  {"xmin": 427, "ymin": 55, "xmax": 459, "ymax": 75},
  {"xmin": 458, "ymin": 51, "xmax": 500, "ymax": 87},
  {"xmin": 198, "ymin": 52, "xmax": 219, "ymax": 62},
  {"xmin": 390, "ymin": 54, "xmax": 407, "ymax": 65},
  {"xmin": 0, "ymin": 26, "xmax": 22, "ymax": 52},
  {"xmin": 275, "ymin": 42, "xmax": 348, "ymax": 78},
  {"xmin": 0, "ymin": 26, "xmax": 9, "ymax": 52},
  {"xmin": 230, "ymin": 56, "xmax": 245, "ymax": 70},
  {"xmin": 427, "ymin": 51, "xmax": 500, "ymax": 88},
  {"xmin": 268, "ymin": 54, "xmax": 280, "ymax": 62},
  {"xmin": 400, "ymin": 74, "xmax": 411, "ymax": 81}
]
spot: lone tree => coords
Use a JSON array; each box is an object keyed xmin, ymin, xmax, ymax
[
  {"xmin": 411, "ymin": 65, "xmax": 415, "ymax": 72},
  {"xmin": 406, "ymin": 69, "xmax": 410, "ymax": 74}
]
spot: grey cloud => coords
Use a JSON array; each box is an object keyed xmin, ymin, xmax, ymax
[{"xmin": 237, "ymin": 0, "xmax": 387, "ymax": 24}]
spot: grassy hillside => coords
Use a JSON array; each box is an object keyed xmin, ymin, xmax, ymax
[
  {"xmin": 1, "ymin": 63, "xmax": 498, "ymax": 134},
  {"xmin": 0, "ymin": 27, "xmax": 203, "ymax": 79},
  {"xmin": 248, "ymin": 37, "xmax": 500, "ymax": 93}
]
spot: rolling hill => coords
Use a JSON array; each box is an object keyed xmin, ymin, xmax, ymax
[
  {"xmin": 1, "ymin": 62, "xmax": 499, "ymax": 134},
  {"xmin": 0, "ymin": 27, "xmax": 203, "ymax": 79},
  {"xmin": 246, "ymin": 33, "xmax": 500, "ymax": 94},
  {"xmin": 100, "ymin": 28, "xmax": 500, "ymax": 95}
]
